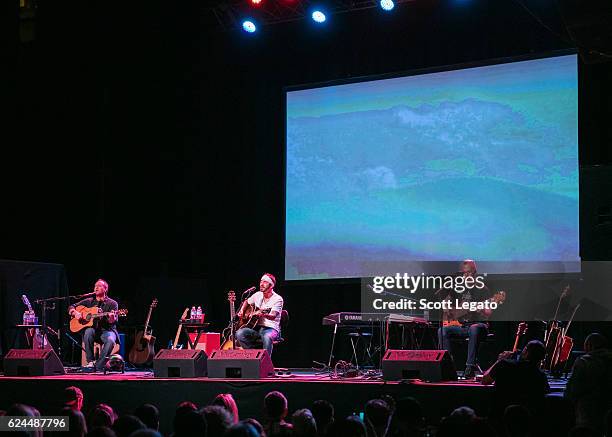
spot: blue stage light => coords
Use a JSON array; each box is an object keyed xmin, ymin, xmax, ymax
[
  {"xmin": 311, "ymin": 10, "xmax": 326, "ymax": 23},
  {"xmin": 242, "ymin": 20, "xmax": 257, "ymax": 33},
  {"xmin": 380, "ymin": 0, "xmax": 394, "ymax": 11}
]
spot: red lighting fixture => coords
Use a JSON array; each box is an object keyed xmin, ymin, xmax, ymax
[{"xmin": 250, "ymin": 0, "xmax": 263, "ymax": 5}]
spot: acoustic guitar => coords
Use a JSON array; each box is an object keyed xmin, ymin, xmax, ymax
[
  {"xmin": 442, "ymin": 291, "xmax": 506, "ymax": 327},
  {"xmin": 170, "ymin": 308, "xmax": 190, "ymax": 349},
  {"xmin": 238, "ymin": 301, "xmax": 271, "ymax": 330},
  {"xmin": 70, "ymin": 306, "xmax": 128, "ymax": 333},
  {"xmin": 221, "ymin": 291, "xmax": 271, "ymax": 349},
  {"xmin": 221, "ymin": 291, "xmax": 238, "ymax": 350},
  {"xmin": 129, "ymin": 298, "xmax": 158, "ymax": 364}
]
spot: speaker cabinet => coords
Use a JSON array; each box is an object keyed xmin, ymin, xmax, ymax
[
  {"xmin": 382, "ymin": 349, "xmax": 456, "ymax": 382},
  {"xmin": 3, "ymin": 349, "xmax": 65, "ymax": 376},
  {"xmin": 153, "ymin": 349, "xmax": 207, "ymax": 377},
  {"xmin": 207, "ymin": 349, "xmax": 274, "ymax": 379}
]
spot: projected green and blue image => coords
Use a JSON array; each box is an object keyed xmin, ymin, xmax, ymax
[{"xmin": 286, "ymin": 54, "xmax": 579, "ymax": 280}]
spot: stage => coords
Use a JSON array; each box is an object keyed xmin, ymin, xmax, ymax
[{"xmin": 0, "ymin": 369, "xmax": 567, "ymax": 434}]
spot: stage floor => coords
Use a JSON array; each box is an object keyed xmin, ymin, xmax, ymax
[{"xmin": 0, "ymin": 369, "xmax": 567, "ymax": 434}]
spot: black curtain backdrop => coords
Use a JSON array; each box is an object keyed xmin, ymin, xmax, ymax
[
  {"xmin": 0, "ymin": 260, "xmax": 69, "ymax": 357},
  {"xmin": 4, "ymin": 0, "xmax": 612, "ymax": 366}
]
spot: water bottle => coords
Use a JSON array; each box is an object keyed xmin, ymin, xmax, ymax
[
  {"xmin": 191, "ymin": 306, "xmax": 196, "ymax": 321},
  {"xmin": 196, "ymin": 306, "xmax": 202, "ymax": 322}
]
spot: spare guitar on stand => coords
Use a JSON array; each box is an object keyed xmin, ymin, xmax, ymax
[
  {"xmin": 129, "ymin": 298, "xmax": 158, "ymax": 365},
  {"xmin": 169, "ymin": 308, "xmax": 190, "ymax": 349},
  {"xmin": 221, "ymin": 291, "xmax": 238, "ymax": 350}
]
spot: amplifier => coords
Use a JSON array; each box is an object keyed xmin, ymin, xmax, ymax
[
  {"xmin": 3, "ymin": 349, "xmax": 65, "ymax": 376},
  {"xmin": 382, "ymin": 349, "xmax": 456, "ymax": 382},
  {"xmin": 153, "ymin": 349, "xmax": 207, "ymax": 377},
  {"xmin": 207, "ymin": 349, "xmax": 274, "ymax": 379}
]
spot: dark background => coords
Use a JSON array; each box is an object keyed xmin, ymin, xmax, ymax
[{"xmin": 4, "ymin": 0, "xmax": 612, "ymax": 367}]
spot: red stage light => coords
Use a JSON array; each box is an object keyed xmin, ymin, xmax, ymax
[{"xmin": 250, "ymin": 0, "xmax": 263, "ymax": 5}]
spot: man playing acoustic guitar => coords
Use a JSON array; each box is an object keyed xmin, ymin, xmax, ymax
[
  {"xmin": 68, "ymin": 279, "xmax": 120, "ymax": 370},
  {"xmin": 438, "ymin": 260, "xmax": 493, "ymax": 379},
  {"xmin": 236, "ymin": 273, "xmax": 284, "ymax": 357}
]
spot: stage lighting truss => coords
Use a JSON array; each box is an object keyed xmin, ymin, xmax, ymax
[{"xmin": 208, "ymin": 0, "xmax": 414, "ymax": 31}]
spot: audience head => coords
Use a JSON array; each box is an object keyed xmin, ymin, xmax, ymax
[
  {"xmin": 173, "ymin": 410, "xmax": 206, "ymax": 437},
  {"xmin": 64, "ymin": 386, "xmax": 84, "ymax": 411},
  {"xmin": 63, "ymin": 407, "xmax": 87, "ymax": 437},
  {"xmin": 521, "ymin": 340, "xmax": 546, "ymax": 364},
  {"xmin": 89, "ymin": 404, "xmax": 116, "ymax": 429},
  {"xmin": 7, "ymin": 404, "xmax": 41, "ymax": 437},
  {"xmin": 388, "ymin": 397, "xmax": 424, "ymax": 435},
  {"xmin": 212, "ymin": 393, "xmax": 240, "ymax": 424},
  {"xmin": 503, "ymin": 405, "xmax": 531, "ymax": 437},
  {"xmin": 201, "ymin": 405, "xmax": 233, "ymax": 436},
  {"xmin": 568, "ymin": 427, "xmax": 602, "ymax": 437},
  {"xmin": 292, "ymin": 409, "xmax": 317, "ymax": 437},
  {"xmin": 133, "ymin": 404, "xmax": 160, "ymax": 431},
  {"xmin": 326, "ymin": 416, "xmax": 366, "ymax": 437},
  {"xmin": 242, "ymin": 418, "xmax": 265, "ymax": 437},
  {"xmin": 537, "ymin": 395, "xmax": 576, "ymax": 437},
  {"xmin": 127, "ymin": 430, "xmax": 163, "ymax": 437},
  {"xmin": 364, "ymin": 399, "xmax": 392, "ymax": 437},
  {"xmin": 225, "ymin": 422, "xmax": 260, "ymax": 437},
  {"xmin": 264, "ymin": 391, "xmax": 288, "ymax": 421},
  {"xmin": 449, "ymin": 406, "xmax": 476, "ymax": 422},
  {"xmin": 380, "ymin": 395, "xmax": 396, "ymax": 414},
  {"xmin": 584, "ymin": 333, "xmax": 608, "ymax": 353},
  {"xmin": 87, "ymin": 427, "xmax": 116, "ymax": 437},
  {"xmin": 311, "ymin": 400, "xmax": 334, "ymax": 436},
  {"xmin": 112, "ymin": 415, "xmax": 145, "ymax": 437}
]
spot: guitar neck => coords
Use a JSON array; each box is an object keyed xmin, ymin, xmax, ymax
[
  {"xmin": 91, "ymin": 310, "xmax": 116, "ymax": 318},
  {"xmin": 143, "ymin": 308, "xmax": 153, "ymax": 332}
]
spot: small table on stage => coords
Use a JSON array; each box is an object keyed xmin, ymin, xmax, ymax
[
  {"xmin": 11, "ymin": 325, "xmax": 47, "ymax": 349},
  {"xmin": 178, "ymin": 322, "xmax": 221, "ymax": 356},
  {"xmin": 179, "ymin": 322, "xmax": 210, "ymax": 349}
]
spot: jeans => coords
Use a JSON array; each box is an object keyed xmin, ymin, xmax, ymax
[
  {"xmin": 438, "ymin": 322, "xmax": 488, "ymax": 368},
  {"xmin": 83, "ymin": 327, "xmax": 117, "ymax": 370},
  {"xmin": 236, "ymin": 326, "xmax": 279, "ymax": 357}
]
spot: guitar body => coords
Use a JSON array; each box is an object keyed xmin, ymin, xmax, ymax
[
  {"xmin": 69, "ymin": 305, "xmax": 128, "ymax": 333},
  {"xmin": 129, "ymin": 331, "xmax": 157, "ymax": 364},
  {"xmin": 442, "ymin": 291, "xmax": 506, "ymax": 328},
  {"xmin": 129, "ymin": 298, "xmax": 158, "ymax": 364},
  {"xmin": 69, "ymin": 306, "xmax": 101, "ymax": 333},
  {"xmin": 237, "ymin": 304, "xmax": 271, "ymax": 330}
]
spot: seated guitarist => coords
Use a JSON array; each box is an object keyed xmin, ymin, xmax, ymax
[
  {"xmin": 68, "ymin": 279, "xmax": 120, "ymax": 370},
  {"xmin": 236, "ymin": 273, "xmax": 283, "ymax": 357},
  {"xmin": 438, "ymin": 260, "xmax": 492, "ymax": 379}
]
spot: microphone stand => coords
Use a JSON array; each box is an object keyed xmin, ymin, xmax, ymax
[{"xmin": 33, "ymin": 293, "xmax": 90, "ymax": 363}]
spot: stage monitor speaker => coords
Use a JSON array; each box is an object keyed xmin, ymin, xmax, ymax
[
  {"xmin": 207, "ymin": 349, "xmax": 274, "ymax": 379},
  {"xmin": 382, "ymin": 349, "xmax": 456, "ymax": 382},
  {"xmin": 3, "ymin": 349, "xmax": 65, "ymax": 376},
  {"xmin": 153, "ymin": 349, "xmax": 207, "ymax": 377}
]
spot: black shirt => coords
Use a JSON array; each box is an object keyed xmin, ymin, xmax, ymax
[
  {"xmin": 70, "ymin": 297, "xmax": 119, "ymax": 340},
  {"xmin": 489, "ymin": 359, "xmax": 550, "ymax": 416}
]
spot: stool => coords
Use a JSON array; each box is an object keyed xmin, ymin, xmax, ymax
[
  {"xmin": 448, "ymin": 332, "xmax": 496, "ymax": 372},
  {"xmin": 81, "ymin": 339, "xmax": 121, "ymax": 366},
  {"xmin": 347, "ymin": 331, "xmax": 374, "ymax": 369}
]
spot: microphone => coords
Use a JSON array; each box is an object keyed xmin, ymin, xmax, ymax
[
  {"xmin": 242, "ymin": 286, "xmax": 256, "ymax": 296},
  {"xmin": 75, "ymin": 292, "xmax": 96, "ymax": 298}
]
